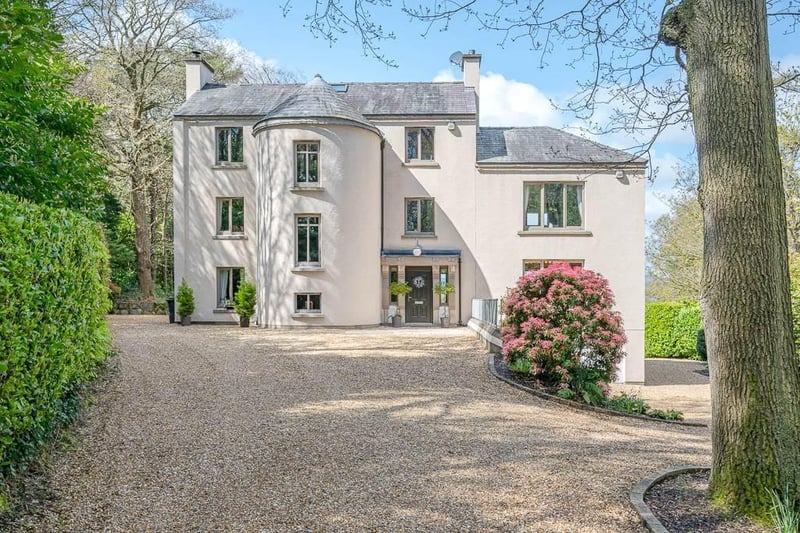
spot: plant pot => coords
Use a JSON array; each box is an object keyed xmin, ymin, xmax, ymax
[
  {"xmin": 392, "ymin": 315, "xmax": 402, "ymax": 327},
  {"xmin": 180, "ymin": 315, "xmax": 191, "ymax": 326},
  {"xmin": 239, "ymin": 316, "xmax": 250, "ymax": 328}
]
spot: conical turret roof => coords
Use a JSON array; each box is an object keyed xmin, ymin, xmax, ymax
[{"xmin": 253, "ymin": 75, "xmax": 380, "ymax": 136}]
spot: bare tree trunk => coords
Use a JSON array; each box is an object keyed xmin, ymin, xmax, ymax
[
  {"xmin": 678, "ymin": 0, "xmax": 800, "ymax": 517},
  {"xmin": 132, "ymin": 173, "xmax": 154, "ymax": 298}
]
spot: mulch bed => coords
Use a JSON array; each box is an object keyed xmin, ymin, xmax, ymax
[{"xmin": 645, "ymin": 471, "xmax": 767, "ymax": 532}]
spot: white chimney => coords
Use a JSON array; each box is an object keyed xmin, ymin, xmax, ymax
[
  {"xmin": 461, "ymin": 50, "xmax": 481, "ymax": 96},
  {"xmin": 185, "ymin": 51, "xmax": 215, "ymax": 100}
]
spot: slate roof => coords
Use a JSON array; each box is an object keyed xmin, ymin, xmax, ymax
[
  {"xmin": 174, "ymin": 81, "xmax": 477, "ymax": 118},
  {"xmin": 476, "ymin": 127, "xmax": 645, "ymax": 165},
  {"xmin": 254, "ymin": 75, "xmax": 378, "ymax": 134}
]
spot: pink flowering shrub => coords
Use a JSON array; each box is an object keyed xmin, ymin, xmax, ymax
[{"xmin": 502, "ymin": 263, "xmax": 626, "ymax": 404}]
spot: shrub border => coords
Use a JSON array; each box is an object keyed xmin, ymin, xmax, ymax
[
  {"xmin": 629, "ymin": 465, "xmax": 710, "ymax": 532},
  {"xmin": 487, "ymin": 354, "xmax": 707, "ymax": 427}
]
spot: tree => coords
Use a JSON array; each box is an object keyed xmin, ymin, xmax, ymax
[
  {"xmin": 0, "ymin": 1, "xmax": 106, "ymax": 218},
  {"xmin": 52, "ymin": 0, "xmax": 230, "ymax": 298},
  {"xmin": 286, "ymin": 0, "xmax": 800, "ymax": 519},
  {"xmin": 779, "ymin": 104, "xmax": 800, "ymax": 251},
  {"xmin": 646, "ymin": 189, "xmax": 703, "ymax": 301}
]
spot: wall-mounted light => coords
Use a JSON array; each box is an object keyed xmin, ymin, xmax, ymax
[
  {"xmin": 412, "ymin": 240, "xmax": 423, "ymax": 256},
  {"xmin": 615, "ymin": 169, "xmax": 626, "ymax": 180},
  {"xmin": 447, "ymin": 121, "xmax": 456, "ymax": 131}
]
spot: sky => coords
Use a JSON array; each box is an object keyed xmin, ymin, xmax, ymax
[{"xmin": 211, "ymin": 1, "xmax": 799, "ymax": 226}]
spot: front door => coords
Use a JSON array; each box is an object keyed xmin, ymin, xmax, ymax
[{"xmin": 405, "ymin": 267, "xmax": 432, "ymax": 323}]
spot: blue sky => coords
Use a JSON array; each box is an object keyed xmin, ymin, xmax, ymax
[{"xmin": 213, "ymin": 1, "xmax": 799, "ymax": 225}]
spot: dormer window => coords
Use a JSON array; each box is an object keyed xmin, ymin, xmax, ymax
[
  {"xmin": 216, "ymin": 127, "xmax": 243, "ymax": 164},
  {"xmin": 406, "ymin": 127, "xmax": 434, "ymax": 162}
]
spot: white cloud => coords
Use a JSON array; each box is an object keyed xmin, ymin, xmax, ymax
[
  {"xmin": 433, "ymin": 70, "xmax": 562, "ymax": 127},
  {"xmin": 645, "ymin": 190, "xmax": 670, "ymax": 223},
  {"xmin": 216, "ymin": 38, "xmax": 281, "ymax": 70}
]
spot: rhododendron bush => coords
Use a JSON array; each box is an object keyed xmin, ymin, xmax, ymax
[{"xmin": 502, "ymin": 263, "xmax": 626, "ymax": 403}]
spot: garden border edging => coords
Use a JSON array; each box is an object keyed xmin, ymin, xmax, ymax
[
  {"xmin": 630, "ymin": 466, "xmax": 710, "ymax": 532},
  {"xmin": 487, "ymin": 354, "xmax": 707, "ymax": 427}
]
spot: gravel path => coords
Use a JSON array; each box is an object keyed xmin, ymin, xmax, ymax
[{"xmin": 21, "ymin": 316, "xmax": 711, "ymax": 532}]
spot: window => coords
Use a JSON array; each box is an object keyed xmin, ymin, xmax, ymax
[
  {"xmin": 295, "ymin": 293, "xmax": 321, "ymax": 313},
  {"xmin": 217, "ymin": 198, "xmax": 244, "ymax": 234},
  {"xmin": 296, "ymin": 215, "xmax": 320, "ymax": 265},
  {"xmin": 406, "ymin": 127, "xmax": 434, "ymax": 161},
  {"xmin": 390, "ymin": 266, "xmax": 398, "ymax": 303},
  {"xmin": 523, "ymin": 260, "xmax": 584, "ymax": 273},
  {"xmin": 216, "ymin": 127, "xmax": 243, "ymax": 164},
  {"xmin": 295, "ymin": 142, "xmax": 319, "ymax": 185},
  {"xmin": 438, "ymin": 266, "xmax": 449, "ymax": 304},
  {"xmin": 523, "ymin": 183, "xmax": 583, "ymax": 229},
  {"xmin": 405, "ymin": 198, "xmax": 435, "ymax": 235},
  {"xmin": 217, "ymin": 267, "xmax": 244, "ymax": 308}
]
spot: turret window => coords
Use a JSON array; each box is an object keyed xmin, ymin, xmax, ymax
[{"xmin": 296, "ymin": 142, "xmax": 319, "ymax": 185}]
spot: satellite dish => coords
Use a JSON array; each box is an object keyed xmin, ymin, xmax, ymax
[{"xmin": 449, "ymin": 51, "xmax": 463, "ymax": 68}]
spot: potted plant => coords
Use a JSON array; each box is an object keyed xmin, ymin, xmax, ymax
[
  {"xmin": 434, "ymin": 282, "xmax": 455, "ymax": 327},
  {"xmin": 389, "ymin": 280, "xmax": 412, "ymax": 327},
  {"xmin": 233, "ymin": 280, "xmax": 256, "ymax": 327},
  {"xmin": 176, "ymin": 278, "xmax": 195, "ymax": 326}
]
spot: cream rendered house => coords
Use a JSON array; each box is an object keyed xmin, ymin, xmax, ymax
[{"xmin": 173, "ymin": 51, "xmax": 647, "ymax": 382}]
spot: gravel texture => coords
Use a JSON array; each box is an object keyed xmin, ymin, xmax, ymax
[
  {"xmin": 613, "ymin": 359, "xmax": 711, "ymax": 426},
  {"xmin": 16, "ymin": 316, "xmax": 712, "ymax": 532}
]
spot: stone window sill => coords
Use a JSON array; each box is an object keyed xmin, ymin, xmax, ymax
[
  {"xmin": 213, "ymin": 234, "xmax": 247, "ymax": 240},
  {"xmin": 213, "ymin": 308, "xmax": 235, "ymax": 314},
  {"xmin": 292, "ymin": 266, "xmax": 324, "ymax": 272},
  {"xmin": 403, "ymin": 160, "xmax": 440, "ymax": 169},
  {"xmin": 290, "ymin": 186, "xmax": 325, "ymax": 193},
  {"xmin": 518, "ymin": 229, "xmax": 593, "ymax": 237},
  {"xmin": 291, "ymin": 312, "xmax": 324, "ymax": 318},
  {"xmin": 211, "ymin": 163, "xmax": 247, "ymax": 170},
  {"xmin": 401, "ymin": 234, "xmax": 437, "ymax": 239}
]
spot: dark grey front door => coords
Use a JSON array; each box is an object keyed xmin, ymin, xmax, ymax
[{"xmin": 405, "ymin": 267, "xmax": 432, "ymax": 323}]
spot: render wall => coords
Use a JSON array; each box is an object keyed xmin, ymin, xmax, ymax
[
  {"xmin": 377, "ymin": 119, "xmax": 479, "ymax": 325},
  {"xmin": 473, "ymin": 167, "xmax": 647, "ymax": 383},
  {"xmin": 255, "ymin": 124, "xmax": 382, "ymax": 327},
  {"xmin": 173, "ymin": 120, "xmax": 258, "ymax": 323}
]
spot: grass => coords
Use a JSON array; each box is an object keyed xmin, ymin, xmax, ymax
[{"xmin": 768, "ymin": 486, "xmax": 800, "ymax": 533}]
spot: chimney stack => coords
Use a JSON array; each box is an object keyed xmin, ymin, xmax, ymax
[
  {"xmin": 461, "ymin": 50, "xmax": 481, "ymax": 96},
  {"xmin": 185, "ymin": 50, "xmax": 215, "ymax": 100}
]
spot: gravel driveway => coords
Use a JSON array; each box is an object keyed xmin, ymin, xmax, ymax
[{"xmin": 21, "ymin": 316, "xmax": 711, "ymax": 532}]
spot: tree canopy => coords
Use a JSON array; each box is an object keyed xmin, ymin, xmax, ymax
[{"xmin": 0, "ymin": 1, "xmax": 106, "ymax": 218}]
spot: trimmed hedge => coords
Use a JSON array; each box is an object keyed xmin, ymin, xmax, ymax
[
  {"xmin": 0, "ymin": 193, "xmax": 110, "ymax": 489},
  {"xmin": 645, "ymin": 301, "xmax": 702, "ymax": 359}
]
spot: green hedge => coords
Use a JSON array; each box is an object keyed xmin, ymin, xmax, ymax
[
  {"xmin": 645, "ymin": 301, "xmax": 702, "ymax": 359},
  {"xmin": 0, "ymin": 193, "xmax": 110, "ymax": 486}
]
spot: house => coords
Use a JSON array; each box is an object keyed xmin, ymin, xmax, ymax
[{"xmin": 172, "ymin": 51, "xmax": 647, "ymax": 382}]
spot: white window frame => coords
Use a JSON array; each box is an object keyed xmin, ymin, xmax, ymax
[
  {"xmin": 217, "ymin": 267, "xmax": 244, "ymax": 309},
  {"xmin": 523, "ymin": 182, "xmax": 584, "ymax": 230},
  {"xmin": 404, "ymin": 197, "xmax": 435, "ymax": 235},
  {"xmin": 216, "ymin": 127, "xmax": 244, "ymax": 164},
  {"xmin": 295, "ymin": 141, "xmax": 320, "ymax": 186},
  {"xmin": 295, "ymin": 293, "xmax": 322, "ymax": 313},
  {"xmin": 405, "ymin": 127, "xmax": 435, "ymax": 162},
  {"xmin": 216, "ymin": 197, "xmax": 244, "ymax": 235},
  {"xmin": 295, "ymin": 214, "xmax": 321, "ymax": 266}
]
